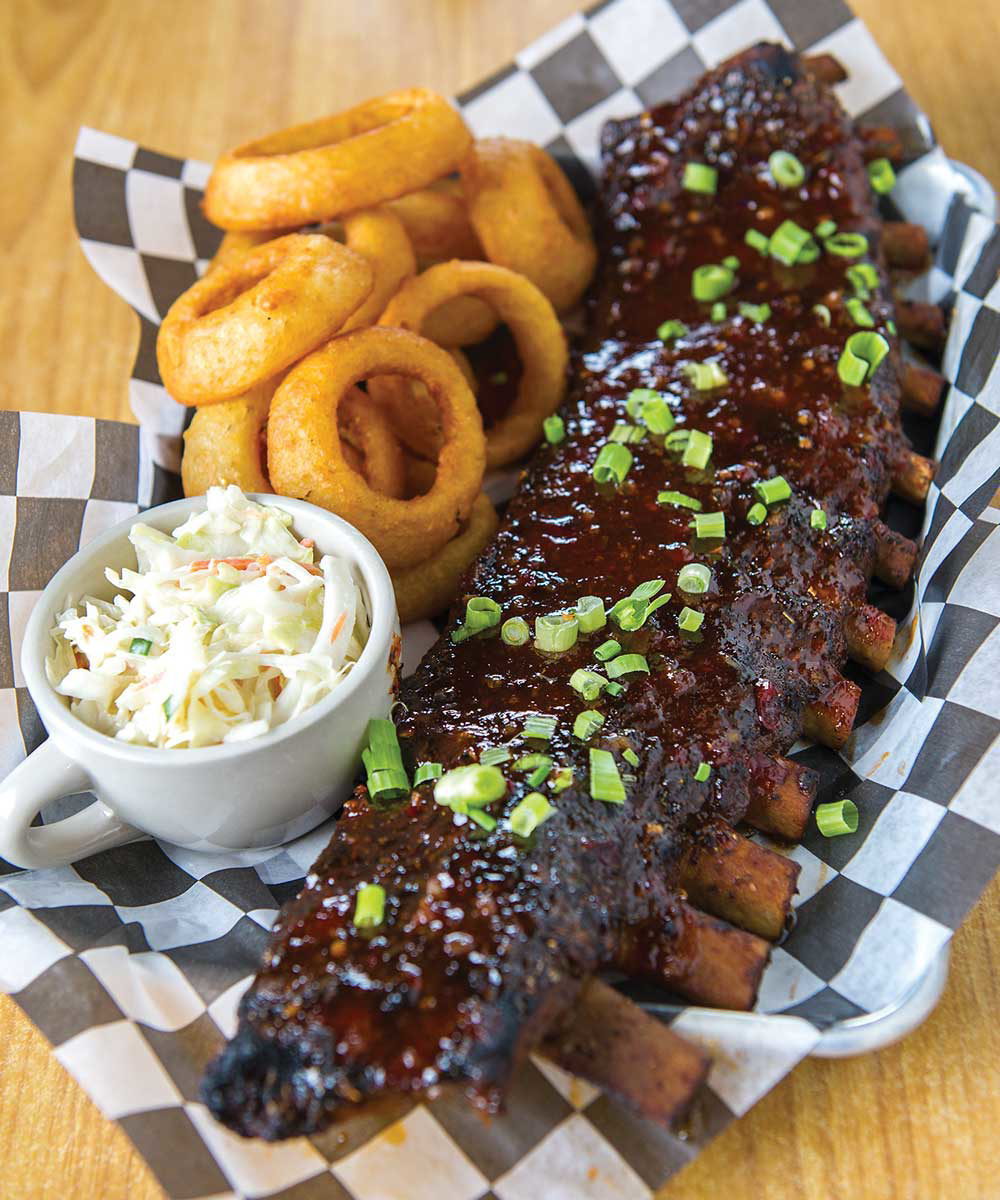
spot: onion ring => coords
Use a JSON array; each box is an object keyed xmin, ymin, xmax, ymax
[
  {"xmin": 372, "ymin": 260, "xmax": 567, "ymax": 467},
  {"xmin": 207, "ymin": 229, "xmax": 280, "ymax": 273},
  {"xmin": 386, "ymin": 179, "xmax": 482, "ymax": 265},
  {"xmin": 157, "ymin": 234, "xmax": 373, "ymax": 406},
  {"xmin": 267, "ymin": 326, "xmax": 485, "ymax": 569},
  {"xmin": 391, "ymin": 493, "xmax": 499, "ymax": 622},
  {"xmin": 337, "ymin": 208, "xmax": 416, "ymax": 332},
  {"xmin": 203, "ymin": 90, "xmax": 472, "ymax": 230},
  {"xmin": 461, "ymin": 138, "xmax": 596, "ymax": 313}
]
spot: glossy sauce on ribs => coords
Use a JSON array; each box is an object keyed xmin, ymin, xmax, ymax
[{"xmin": 204, "ymin": 43, "xmax": 914, "ymax": 1139}]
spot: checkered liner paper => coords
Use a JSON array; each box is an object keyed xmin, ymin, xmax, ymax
[{"xmin": 3, "ymin": 1, "xmax": 999, "ymax": 1197}]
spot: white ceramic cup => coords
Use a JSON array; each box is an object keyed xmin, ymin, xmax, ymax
[{"xmin": 0, "ymin": 494, "xmax": 400, "ymax": 870}]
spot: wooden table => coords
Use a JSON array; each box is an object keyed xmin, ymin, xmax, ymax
[{"xmin": 2, "ymin": 2, "xmax": 998, "ymax": 1196}]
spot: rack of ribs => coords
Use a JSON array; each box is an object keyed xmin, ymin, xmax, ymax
[{"xmin": 203, "ymin": 41, "xmax": 943, "ymax": 1139}]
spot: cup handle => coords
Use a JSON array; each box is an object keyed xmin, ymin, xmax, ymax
[{"xmin": 0, "ymin": 739, "xmax": 142, "ymax": 869}]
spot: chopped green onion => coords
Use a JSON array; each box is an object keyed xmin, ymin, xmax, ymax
[
  {"xmin": 606, "ymin": 653, "xmax": 649, "ymax": 679},
  {"xmin": 609, "ymin": 581, "xmax": 670, "ymax": 632},
  {"xmin": 129, "ymin": 637, "xmax": 152, "ymax": 656},
  {"xmin": 435, "ymin": 764, "xmax": 506, "ymax": 812},
  {"xmin": 573, "ymin": 710, "xmax": 605, "ymax": 741},
  {"xmin": 623, "ymin": 748, "xmax": 640, "ymax": 768},
  {"xmin": 413, "ymin": 762, "xmax": 443, "ymax": 786},
  {"xmin": 692, "ymin": 263, "xmax": 736, "ymax": 301},
  {"xmin": 665, "ymin": 429, "xmax": 691, "ymax": 453},
  {"xmin": 887, "ymin": 319, "xmax": 897, "ymax": 337},
  {"xmin": 796, "ymin": 238, "xmax": 821, "ymax": 264},
  {"xmin": 769, "ymin": 150, "xmax": 806, "ymax": 188},
  {"xmin": 845, "ymin": 297, "xmax": 874, "ymax": 328},
  {"xmin": 812, "ymin": 303, "xmax": 831, "ymax": 327},
  {"xmin": 738, "ymin": 302, "xmax": 771, "ymax": 323},
  {"xmin": 710, "ymin": 301, "xmax": 727, "ymax": 323},
  {"xmin": 745, "ymin": 228, "xmax": 770, "ymax": 255},
  {"xmin": 604, "ymin": 681, "xmax": 625, "ymax": 698},
  {"xmin": 769, "ymin": 219, "xmax": 813, "ymax": 265},
  {"xmin": 811, "ymin": 507, "xmax": 828, "ymax": 530},
  {"xmin": 693, "ymin": 761, "xmax": 712, "ymax": 783},
  {"xmin": 677, "ymin": 563, "xmax": 712, "ymax": 594},
  {"xmin": 509, "ymin": 791, "xmax": 556, "ymax": 838},
  {"xmin": 501, "ymin": 616, "xmax": 530, "ymax": 646},
  {"xmin": 543, "ymin": 414, "xmax": 565, "ymax": 444},
  {"xmin": 837, "ymin": 331, "xmax": 890, "ymax": 386},
  {"xmin": 658, "ymin": 490, "xmax": 703, "ymax": 511},
  {"xmin": 846, "ymin": 262, "xmax": 878, "ymax": 299},
  {"xmin": 452, "ymin": 596, "xmax": 501, "ymax": 642},
  {"xmin": 677, "ymin": 606, "xmax": 705, "ymax": 633},
  {"xmin": 363, "ymin": 718, "xmax": 409, "ymax": 801},
  {"xmin": 550, "ymin": 766, "xmax": 574, "ymax": 792},
  {"xmin": 468, "ymin": 808, "xmax": 498, "ymax": 833},
  {"xmin": 594, "ymin": 638, "xmax": 621, "ymax": 662},
  {"xmin": 570, "ymin": 669, "xmax": 607, "ymax": 701},
  {"xmin": 534, "ymin": 612, "xmax": 579, "ymax": 653},
  {"xmin": 575, "ymin": 595, "xmax": 607, "ymax": 634},
  {"xmin": 589, "ymin": 748, "xmax": 626, "ymax": 804},
  {"xmin": 593, "ymin": 442, "xmax": 633, "ymax": 485},
  {"xmin": 479, "ymin": 745, "xmax": 511, "ymax": 767},
  {"xmin": 722, "ymin": 255, "xmax": 740, "ymax": 271},
  {"xmin": 657, "ymin": 319, "xmax": 688, "ymax": 343},
  {"xmin": 867, "ymin": 157, "xmax": 896, "ymax": 195},
  {"xmin": 632, "ymin": 579, "xmax": 668, "ymax": 601},
  {"xmin": 754, "ymin": 475, "xmax": 792, "ymax": 506},
  {"xmin": 522, "ymin": 714, "xmax": 557, "ymax": 741},
  {"xmin": 814, "ymin": 219, "xmax": 837, "ymax": 239},
  {"xmin": 626, "ymin": 387, "xmax": 659, "ymax": 418},
  {"xmin": 610, "ymin": 421, "xmax": 647, "ymax": 444},
  {"xmin": 353, "ymin": 884, "xmax": 386, "ymax": 928},
  {"xmin": 683, "ymin": 361, "xmax": 729, "ymax": 390},
  {"xmin": 691, "ymin": 510, "xmax": 726, "ymax": 539},
  {"xmin": 514, "ymin": 752, "xmax": 551, "ymax": 772},
  {"xmin": 816, "ymin": 798, "xmax": 859, "ymax": 837},
  {"xmin": 638, "ymin": 394, "xmax": 675, "ymax": 434},
  {"xmin": 824, "ymin": 231, "xmax": 868, "ymax": 259},
  {"xmin": 747, "ymin": 501, "xmax": 768, "ymax": 525},
  {"xmin": 683, "ymin": 162, "xmax": 718, "ymax": 194},
  {"xmin": 682, "ymin": 429, "xmax": 713, "ymax": 470}
]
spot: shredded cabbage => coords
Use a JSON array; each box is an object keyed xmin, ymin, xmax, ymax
[{"xmin": 46, "ymin": 486, "xmax": 369, "ymax": 748}]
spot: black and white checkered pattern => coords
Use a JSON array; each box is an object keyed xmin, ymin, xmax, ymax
[{"xmin": 2, "ymin": 1, "xmax": 998, "ymax": 1196}]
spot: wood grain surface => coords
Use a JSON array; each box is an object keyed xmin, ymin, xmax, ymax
[{"xmin": 1, "ymin": 2, "xmax": 998, "ymax": 1198}]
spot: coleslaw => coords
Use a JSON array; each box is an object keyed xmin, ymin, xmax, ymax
[{"xmin": 46, "ymin": 486, "xmax": 369, "ymax": 748}]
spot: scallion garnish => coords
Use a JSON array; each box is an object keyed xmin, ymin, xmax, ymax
[
  {"xmin": 845, "ymin": 297, "xmax": 874, "ymax": 328},
  {"xmin": 768, "ymin": 149, "xmax": 806, "ymax": 188},
  {"xmin": 480, "ymin": 745, "xmax": 511, "ymax": 767},
  {"xmin": 639, "ymin": 394, "xmax": 675, "ymax": 435},
  {"xmin": 522, "ymin": 713, "xmax": 557, "ymax": 741},
  {"xmin": 589, "ymin": 748, "xmax": 626, "ymax": 804},
  {"xmin": 682, "ymin": 162, "xmax": 718, "ymax": 194},
  {"xmin": 747, "ymin": 501, "xmax": 768, "ymax": 525},
  {"xmin": 816, "ymin": 798, "xmax": 859, "ymax": 837},
  {"xmin": 837, "ymin": 331, "xmax": 890, "ymax": 386},
  {"xmin": 468, "ymin": 808, "xmax": 498, "ymax": 833},
  {"xmin": 604, "ymin": 681, "xmax": 625, "ymax": 698},
  {"xmin": 514, "ymin": 752, "xmax": 551, "ymax": 774},
  {"xmin": 682, "ymin": 429, "xmax": 713, "ymax": 470},
  {"xmin": 606, "ymin": 653, "xmax": 649, "ymax": 679},
  {"xmin": 435, "ymin": 764, "xmax": 506, "ymax": 813},
  {"xmin": 550, "ymin": 766, "xmax": 574, "ymax": 792},
  {"xmin": 543, "ymin": 414, "xmax": 565, "ymax": 444},
  {"xmin": 754, "ymin": 475, "xmax": 792, "ymax": 506},
  {"xmin": 824, "ymin": 231, "xmax": 868, "ymax": 259},
  {"xmin": 657, "ymin": 319, "xmax": 688, "ymax": 342},
  {"xmin": 570, "ymin": 669, "xmax": 607, "ymax": 701},
  {"xmin": 129, "ymin": 637, "xmax": 152, "ymax": 656},
  {"xmin": 867, "ymin": 157, "xmax": 896, "ymax": 194},
  {"xmin": 353, "ymin": 884, "xmax": 386, "ymax": 928},
  {"xmin": 710, "ymin": 301, "xmax": 727, "ymax": 323},
  {"xmin": 413, "ymin": 762, "xmax": 443, "ymax": 786},
  {"xmin": 573, "ymin": 710, "xmax": 605, "ymax": 741},
  {"xmin": 677, "ymin": 607, "xmax": 705, "ymax": 633},
  {"xmin": 609, "ymin": 581, "xmax": 671, "ymax": 631},
  {"xmin": 509, "ymin": 791, "xmax": 556, "ymax": 838},
  {"xmin": 452, "ymin": 596, "xmax": 501, "ymax": 642},
  {"xmin": 722, "ymin": 255, "xmax": 740, "ymax": 271},
  {"xmin": 692, "ymin": 263, "xmax": 736, "ymax": 302},
  {"xmin": 814, "ymin": 219, "xmax": 837, "ymax": 239},
  {"xmin": 745, "ymin": 228, "xmax": 770, "ymax": 255},
  {"xmin": 362, "ymin": 718, "xmax": 410, "ymax": 801},
  {"xmin": 812, "ymin": 303, "xmax": 831, "ymax": 326},
  {"xmin": 846, "ymin": 262, "xmax": 878, "ymax": 299},
  {"xmin": 610, "ymin": 421, "xmax": 647, "ymax": 444},
  {"xmin": 665, "ymin": 429, "xmax": 691, "ymax": 453},
  {"xmin": 738, "ymin": 302, "xmax": 771, "ymax": 323},
  {"xmin": 501, "ymin": 616, "xmax": 530, "ymax": 646},
  {"xmin": 626, "ymin": 387, "xmax": 658, "ymax": 418},
  {"xmin": 574, "ymin": 596, "xmax": 607, "ymax": 634},
  {"xmin": 811, "ymin": 507, "xmax": 828, "ymax": 530},
  {"xmin": 623, "ymin": 748, "xmax": 640, "ymax": 768},
  {"xmin": 527, "ymin": 759, "xmax": 553, "ymax": 788},
  {"xmin": 677, "ymin": 563, "xmax": 712, "ymax": 594},
  {"xmin": 887, "ymin": 319, "xmax": 897, "ymax": 336},
  {"xmin": 534, "ymin": 612, "xmax": 579, "ymax": 653},
  {"xmin": 694, "ymin": 761, "xmax": 712, "ymax": 782},
  {"xmin": 682, "ymin": 361, "xmax": 728, "ymax": 390},
  {"xmin": 594, "ymin": 638, "xmax": 621, "ymax": 662},
  {"xmin": 691, "ymin": 511, "xmax": 725, "ymax": 539},
  {"xmin": 658, "ymin": 490, "xmax": 703, "ymax": 511},
  {"xmin": 593, "ymin": 442, "xmax": 633, "ymax": 485},
  {"xmin": 768, "ymin": 219, "xmax": 814, "ymax": 265}
]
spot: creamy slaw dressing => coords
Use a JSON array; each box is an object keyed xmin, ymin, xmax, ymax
[{"xmin": 46, "ymin": 486, "xmax": 368, "ymax": 748}]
